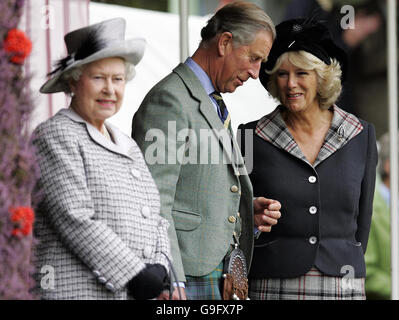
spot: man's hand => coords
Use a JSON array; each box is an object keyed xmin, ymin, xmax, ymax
[{"xmin": 253, "ymin": 197, "xmax": 281, "ymax": 232}]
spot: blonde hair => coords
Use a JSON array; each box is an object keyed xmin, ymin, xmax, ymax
[{"xmin": 266, "ymin": 51, "xmax": 342, "ymax": 110}]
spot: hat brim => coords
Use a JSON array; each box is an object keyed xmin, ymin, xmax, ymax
[{"xmin": 40, "ymin": 37, "xmax": 146, "ymax": 94}]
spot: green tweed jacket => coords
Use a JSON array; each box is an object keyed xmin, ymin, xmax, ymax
[{"xmin": 132, "ymin": 63, "xmax": 254, "ymax": 282}]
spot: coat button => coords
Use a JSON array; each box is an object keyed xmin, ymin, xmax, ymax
[
  {"xmin": 228, "ymin": 216, "xmax": 237, "ymax": 223},
  {"xmin": 309, "ymin": 206, "xmax": 317, "ymax": 214},
  {"xmin": 230, "ymin": 185, "xmax": 239, "ymax": 193},
  {"xmin": 143, "ymin": 246, "xmax": 153, "ymax": 258},
  {"xmin": 98, "ymin": 276, "xmax": 107, "ymax": 284},
  {"xmin": 93, "ymin": 270, "xmax": 101, "ymax": 277},
  {"xmin": 308, "ymin": 176, "xmax": 317, "ymax": 183},
  {"xmin": 309, "ymin": 236, "xmax": 318, "ymax": 244},
  {"xmin": 131, "ymin": 168, "xmax": 142, "ymax": 179},
  {"xmin": 105, "ymin": 282, "xmax": 115, "ymax": 291},
  {"xmin": 141, "ymin": 206, "xmax": 151, "ymax": 218}
]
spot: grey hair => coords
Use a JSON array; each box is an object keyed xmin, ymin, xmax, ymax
[
  {"xmin": 266, "ymin": 51, "xmax": 342, "ymax": 110},
  {"xmin": 61, "ymin": 60, "xmax": 135, "ymax": 94},
  {"xmin": 199, "ymin": 1, "xmax": 276, "ymax": 48}
]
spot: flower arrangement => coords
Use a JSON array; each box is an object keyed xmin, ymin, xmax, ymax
[
  {"xmin": 10, "ymin": 206, "xmax": 35, "ymax": 237},
  {"xmin": 4, "ymin": 28, "xmax": 32, "ymax": 65},
  {"xmin": 0, "ymin": 0, "xmax": 38, "ymax": 299}
]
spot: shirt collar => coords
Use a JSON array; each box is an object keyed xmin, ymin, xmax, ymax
[
  {"xmin": 184, "ymin": 57, "xmax": 215, "ymax": 95},
  {"xmin": 255, "ymin": 104, "xmax": 364, "ymax": 167}
]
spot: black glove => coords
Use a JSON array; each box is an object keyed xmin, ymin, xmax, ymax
[{"xmin": 127, "ymin": 264, "xmax": 168, "ymax": 300}]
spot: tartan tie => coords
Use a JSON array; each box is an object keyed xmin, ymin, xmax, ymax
[{"xmin": 211, "ymin": 91, "xmax": 231, "ymax": 129}]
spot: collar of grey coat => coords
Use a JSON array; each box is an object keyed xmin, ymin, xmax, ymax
[
  {"xmin": 173, "ymin": 63, "xmax": 247, "ymax": 172},
  {"xmin": 59, "ymin": 108, "xmax": 136, "ymax": 160},
  {"xmin": 255, "ymin": 104, "xmax": 364, "ymax": 167}
]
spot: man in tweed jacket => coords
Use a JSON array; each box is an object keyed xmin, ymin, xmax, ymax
[{"xmin": 132, "ymin": 2, "xmax": 281, "ymax": 300}]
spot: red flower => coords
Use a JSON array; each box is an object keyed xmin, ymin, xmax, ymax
[
  {"xmin": 3, "ymin": 28, "xmax": 32, "ymax": 65},
  {"xmin": 9, "ymin": 206, "xmax": 35, "ymax": 237}
]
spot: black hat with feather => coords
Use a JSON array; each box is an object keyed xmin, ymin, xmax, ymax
[
  {"xmin": 259, "ymin": 18, "xmax": 347, "ymax": 89},
  {"xmin": 40, "ymin": 18, "xmax": 146, "ymax": 93}
]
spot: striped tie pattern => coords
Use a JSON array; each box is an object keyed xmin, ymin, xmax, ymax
[{"xmin": 211, "ymin": 91, "xmax": 231, "ymax": 129}]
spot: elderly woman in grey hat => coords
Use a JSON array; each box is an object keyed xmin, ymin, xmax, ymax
[
  {"xmin": 238, "ymin": 19, "xmax": 378, "ymax": 300},
  {"xmin": 32, "ymin": 18, "xmax": 172, "ymax": 300}
]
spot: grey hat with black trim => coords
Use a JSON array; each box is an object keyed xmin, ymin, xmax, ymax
[{"xmin": 40, "ymin": 17, "xmax": 146, "ymax": 93}]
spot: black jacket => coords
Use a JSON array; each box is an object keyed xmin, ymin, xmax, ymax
[{"xmin": 238, "ymin": 111, "xmax": 377, "ymax": 279}]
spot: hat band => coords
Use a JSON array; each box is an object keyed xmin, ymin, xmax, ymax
[{"xmin": 65, "ymin": 53, "xmax": 75, "ymax": 67}]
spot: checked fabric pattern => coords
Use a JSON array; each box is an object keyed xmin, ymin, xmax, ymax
[
  {"xmin": 249, "ymin": 267, "xmax": 365, "ymax": 300},
  {"xmin": 32, "ymin": 109, "xmax": 170, "ymax": 300},
  {"xmin": 255, "ymin": 104, "xmax": 364, "ymax": 167}
]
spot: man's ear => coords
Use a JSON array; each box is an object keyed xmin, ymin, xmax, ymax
[{"xmin": 217, "ymin": 31, "xmax": 233, "ymax": 57}]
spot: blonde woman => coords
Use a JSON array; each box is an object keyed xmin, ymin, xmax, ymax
[{"xmin": 238, "ymin": 19, "xmax": 377, "ymax": 300}]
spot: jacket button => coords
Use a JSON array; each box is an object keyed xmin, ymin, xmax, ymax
[
  {"xmin": 309, "ymin": 206, "xmax": 317, "ymax": 214},
  {"xmin": 143, "ymin": 246, "xmax": 153, "ymax": 258},
  {"xmin": 309, "ymin": 236, "xmax": 318, "ymax": 244},
  {"xmin": 131, "ymin": 168, "xmax": 142, "ymax": 179},
  {"xmin": 228, "ymin": 216, "xmax": 237, "ymax": 223},
  {"xmin": 98, "ymin": 276, "xmax": 107, "ymax": 284},
  {"xmin": 141, "ymin": 206, "xmax": 151, "ymax": 218},
  {"xmin": 230, "ymin": 185, "xmax": 239, "ymax": 193},
  {"xmin": 308, "ymin": 176, "xmax": 317, "ymax": 183},
  {"xmin": 93, "ymin": 270, "xmax": 101, "ymax": 277},
  {"xmin": 105, "ymin": 282, "xmax": 115, "ymax": 291}
]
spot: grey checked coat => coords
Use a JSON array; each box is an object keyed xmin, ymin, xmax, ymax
[{"xmin": 32, "ymin": 108, "xmax": 170, "ymax": 300}]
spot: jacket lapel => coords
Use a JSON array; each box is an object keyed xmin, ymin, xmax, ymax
[
  {"xmin": 316, "ymin": 105, "xmax": 363, "ymax": 165},
  {"xmin": 255, "ymin": 105, "xmax": 364, "ymax": 167},
  {"xmin": 173, "ymin": 63, "xmax": 239, "ymax": 167},
  {"xmin": 255, "ymin": 106, "xmax": 308, "ymax": 163},
  {"xmin": 59, "ymin": 108, "xmax": 135, "ymax": 160}
]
